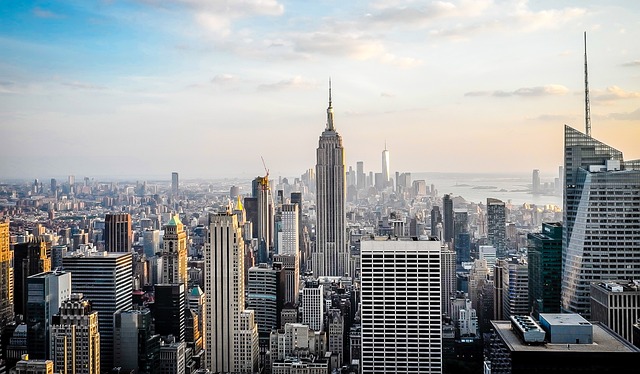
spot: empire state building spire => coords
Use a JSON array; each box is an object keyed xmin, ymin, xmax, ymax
[{"xmin": 326, "ymin": 78, "xmax": 334, "ymax": 131}]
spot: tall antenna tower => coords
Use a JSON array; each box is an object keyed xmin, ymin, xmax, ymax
[{"xmin": 584, "ymin": 31, "xmax": 591, "ymax": 137}]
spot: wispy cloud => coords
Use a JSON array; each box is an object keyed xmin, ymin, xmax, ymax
[
  {"xmin": 607, "ymin": 107, "xmax": 640, "ymax": 121},
  {"xmin": 33, "ymin": 7, "xmax": 62, "ymax": 19},
  {"xmin": 211, "ymin": 74, "xmax": 237, "ymax": 85},
  {"xmin": 527, "ymin": 114, "xmax": 575, "ymax": 122},
  {"xmin": 465, "ymin": 85, "xmax": 569, "ymax": 98},
  {"xmin": 621, "ymin": 60, "xmax": 640, "ymax": 67},
  {"xmin": 61, "ymin": 81, "xmax": 107, "ymax": 90},
  {"xmin": 592, "ymin": 86, "xmax": 640, "ymax": 103},
  {"xmin": 257, "ymin": 76, "xmax": 316, "ymax": 92}
]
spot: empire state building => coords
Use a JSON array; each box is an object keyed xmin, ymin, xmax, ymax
[{"xmin": 314, "ymin": 82, "xmax": 349, "ymax": 277}]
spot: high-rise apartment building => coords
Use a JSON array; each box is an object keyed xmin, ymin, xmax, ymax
[
  {"xmin": 50, "ymin": 293, "xmax": 100, "ymax": 374},
  {"xmin": 486, "ymin": 198, "xmax": 506, "ymax": 257},
  {"xmin": 62, "ymin": 251, "xmax": 132, "ymax": 370},
  {"xmin": 527, "ymin": 222, "xmax": 562, "ymax": 317},
  {"xmin": 172, "ymin": 172, "xmax": 179, "ymax": 196},
  {"xmin": 314, "ymin": 83, "xmax": 348, "ymax": 277},
  {"xmin": 104, "ymin": 213, "xmax": 132, "ymax": 252},
  {"xmin": 161, "ymin": 215, "xmax": 188, "ymax": 287},
  {"xmin": 0, "ymin": 220, "xmax": 13, "ymax": 327},
  {"xmin": 360, "ymin": 237, "xmax": 442, "ymax": 373},
  {"xmin": 26, "ymin": 271, "xmax": 72, "ymax": 359},
  {"xmin": 562, "ymin": 125, "xmax": 640, "ymax": 318},
  {"xmin": 204, "ymin": 212, "xmax": 258, "ymax": 373}
]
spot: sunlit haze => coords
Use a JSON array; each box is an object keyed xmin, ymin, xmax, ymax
[{"xmin": 2, "ymin": 0, "xmax": 639, "ymax": 180}]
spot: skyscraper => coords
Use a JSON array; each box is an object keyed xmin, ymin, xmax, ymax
[
  {"xmin": 562, "ymin": 125, "xmax": 640, "ymax": 318},
  {"xmin": 382, "ymin": 143, "xmax": 390, "ymax": 186},
  {"xmin": 26, "ymin": 270, "xmax": 72, "ymax": 360},
  {"xmin": 205, "ymin": 212, "xmax": 259, "ymax": 373},
  {"xmin": 360, "ymin": 237, "xmax": 442, "ymax": 373},
  {"xmin": 62, "ymin": 251, "xmax": 132, "ymax": 370},
  {"xmin": 13, "ymin": 240, "xmax": 51, "ymax": 317},
  {"xmin": 314, "ymin": 81, "xmax": 348, "ymax": 277},
  {"xmin": 161, "ymin": 215, "xmax": 188, "ymax": 287},
  {"xmin": 50, "ymin": 293, "xmax": 100, "ymax": 374},
  {"xmin": 114, "ymin": 309, "xmax": 160, "ymax": 374},
  {"xmin": 356, "ymin": 161, "xmax": 365, "ymax": 190},
  {"xmin": 430, "ymin": 206, "xmax": 442, "ymax": 238},
  {"xmin": 104, "ymin": 213, "xmax": 132, "ymax": 252},
  {"xmin": 442, "ymin": 194, "xmax": 454, "ymax": 243},
  {"xmin": 532, "ymin": 169, "xmax": 541, "ymax": 194},
  {"xmin": 172, "ymin": 172, "xmax": 179, "ymax": 196},
  {"xmin": 278, "ymin": 204, "xmax": 298, "ymax": 256},
  {"xmin": 486, "ymin": 198, "xmax": 506, "ymax": 257},
  {"xmin": 0, "ymin": 220, "xmax": 13, "ymax": 327},
  {"xmin": 254, "ymin": 175, "xmax": 272, "ymax": 264},
  {"xmin": 154, "ymin": 283, "xmax": 186, "ymax": 342},
  {"xmin": 302, "ymin": 282, "xmax": 324, "ymax": 332},
  {"xmin": 528, "ymin": 222, "xmax": 562, "ymax": 317}
]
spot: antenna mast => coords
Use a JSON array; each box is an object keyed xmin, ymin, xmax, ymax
[{"xmin": 584, "ymin": 31, "xmax": 591, "ymax": 137}]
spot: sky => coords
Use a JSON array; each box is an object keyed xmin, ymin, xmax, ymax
[{"xmin": 1, "ymin": 0, "xmax": 639, "ymax": 181}]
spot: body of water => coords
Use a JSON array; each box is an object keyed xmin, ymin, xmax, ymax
[{"xmin": 411, "ymin": 172, "xmax": 562, "ymax": 207}]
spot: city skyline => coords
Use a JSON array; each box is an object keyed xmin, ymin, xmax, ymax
[{"xmin": 2, "ymin": 1, "xmax": 640, "ymax": 179}]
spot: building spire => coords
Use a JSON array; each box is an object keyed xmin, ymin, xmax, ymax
[
  {"xmin": 326, "ymin": 77, "xmax": 335, "ymax": 131},
  {"xmin": 584, "ymin": 31, "xmax": 591, "ymax": 137}
]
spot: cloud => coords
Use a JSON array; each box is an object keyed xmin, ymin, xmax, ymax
[
  {"xmin": 61, "ymin": 81, "xmax": 107, "ymax": 90},
  {"xmin": 257, "ymin": 76, "xmax": 316, "ymax": 92},
  {"xmin": 292, "ymin": 31, "xmax": 385, "ymax": 60},
  {"xmin": 592, "ymin": 86, "xmax": 640, "ymax": 103},
  {"xmin": 621, "ymin": 60, "xmax": 640, "ymax": 67},
  {"xmin": 608, "ymin": 107, "xmax": 640, "ymax": 121},
  {"xmin": 381, "ymin": 92, "xmax": 395, "ymax": 98},
  {"xmin": 465, "ymin": 85, "xmax": 569, "ymax": 98},
  {"xmin": 211, "ymin": 74, "xmax": 237, "ymax": 85},
  {"xmin": 33, "ymin": 7, "xmax": 62, "ymax": 19},
  {"xmin": 527, "ymin": 114, "xmax": 575, "ymax": 122}
]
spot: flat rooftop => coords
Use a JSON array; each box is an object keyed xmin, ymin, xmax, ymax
[
  {"xmin": 492, "ymin": 321, "xmax": 639, "ymax": 353},
  {"xmin": 539, "ymin": 313, "xmax": 591, "ymax": 327}
]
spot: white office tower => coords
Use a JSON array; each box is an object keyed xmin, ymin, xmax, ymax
[
  {"xmin": 50, "ymin": 293, "xmax": 100, "ymax": 374},
  {"xmin": 314, "ymin": 81, "xmax": 349, "ymax": 277},
  {"xmin": 562, "ymin": 125, "xmax": 640, "ymax": 318},
  {"xmin": 278, "ymin": 204, "xmax": 299, "ymax": 255},
  {"xmin": 302, "ymin": 282, "xmax": 324, "ymax": 332},
  {"xmin": 204, "ymin": 212, "xmax": 258, "ymax": 373},
  {"xmin": 360, "ymin": 238, "xmax": 442, "ymax": 373}
]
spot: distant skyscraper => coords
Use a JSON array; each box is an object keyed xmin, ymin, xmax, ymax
[
  {"xmin": 246, "ymin": 263, "xmax": 284, "ymax": 349},
  {"xmin": 205, "ymin": 212, "xmax": 259, "ymax": 373},
  {"xmin": 314, "ymin": 81, "xmax": 348, "ymax": 277},
  {"xmin": 443, "ymin": 194, "xmax": 454, "ymax": 243},
  {"xmin": 356, "ymin": 161, "xmax": 365, "ymax": 190},
  {"xmin": 254, "ymin": 175, "xmax": 272, "ymax": 264},
  {"xmin": 63, "ymin": 251, "xmax": 133, "ymax": 370},
  {"xmin": 532, "ymin": 169, "xmax": 541, "ymax": 194},
  {"xmin": 142, "ymin": 229, "xmax": 160, "ymax": 258},
  {"xmin": 441, "ymin": 245, "xmax": 456, "ymax": 318},
  {"xmin": 528, "ymin": 222, "xmax": 562, "ymax": 318},
  {"xmin": 50, "ymin": 293, "xmax": 100, "ymax": 374},
  {"xmin": 104, "ymin": 213, "xmax": 132, "ymax": 252},
  {"xmin": 360, "ymin": 238, "xmax": 442, "ymax": 373},
  {"xmin": 279, "ymin": 203, "xmax": 298, "ymax": 255},
  {"xmin": 562, "ymin": 125, "xmax": 640, "ymax": 318},
  {"xmin": 486, "ymin": 198, "xmax": 506, "ymax": 257},
  {"xmin": 172, "ymin": 172, "xmax": 179, "ymax": 196},
  {"xmin": 161, "ymin": 215, "xmax": 188, "ymax": 287},
  {"xmin": 382, "ymin": 143, "xmax": 390, "ymax": 186},
  {"xmin": 273, "ymin": 253, "xmax": 300, "ymax": 305},
  {"xmin": 430, "ymin": 206, "xmax": 442, "ymax": 237},
  {"xmin": 26, "ymin": 270, "xmax": 71, "ymax": 360},
  {"xmin": 0, "ymin": 220, "xmax": 13, "ymax": 327}
]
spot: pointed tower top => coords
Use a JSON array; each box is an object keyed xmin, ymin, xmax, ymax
[{"xmin": 326, "ymin": 78, "xmax": 335, "ymax": 131}]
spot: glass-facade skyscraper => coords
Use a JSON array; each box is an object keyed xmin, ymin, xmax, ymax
[{"xmin": 561, "ymin": 125, "xmax": 640, "ymax": 318}]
